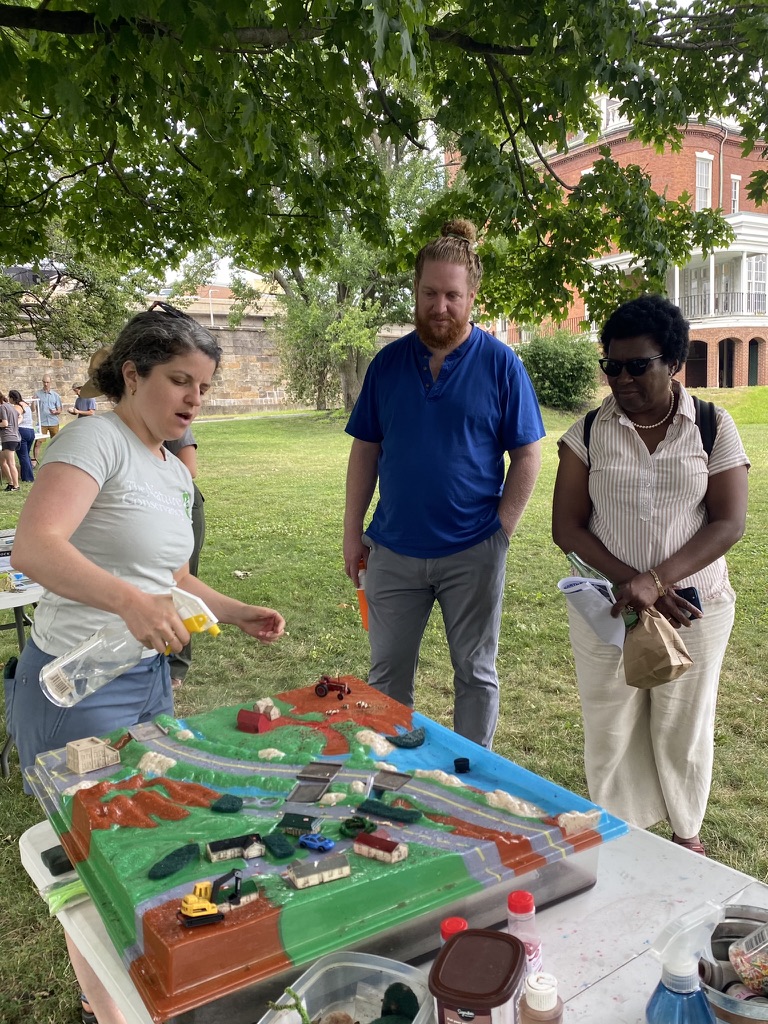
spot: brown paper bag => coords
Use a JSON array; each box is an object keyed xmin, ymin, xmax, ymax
[{"xmin": 623, "ymin": 607, "xmax": 693, "ymax": 689}]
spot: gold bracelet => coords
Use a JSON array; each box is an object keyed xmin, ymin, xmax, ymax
[{"xmin": 648, "ymin": 568, "xmax": 667, "ymax": 597}]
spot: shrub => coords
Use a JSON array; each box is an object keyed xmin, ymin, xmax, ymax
[{"xmin": 517, "ymin": 329, "xmax": 599, "ymax": 411}]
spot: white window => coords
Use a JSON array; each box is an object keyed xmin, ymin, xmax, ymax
[
  {"xmin": 747, "ymin": 255, "xmax": 767, "ymax": 313},
  {"xmin": 604, "ymin": 98, "xmax": 622, "ymax": 128},
  {"xmin": 731, "ymin": 176, "xmax": 741, "ymax": 214},
  {"xmin": 696, "ymin": 153, "xmax": 713, "ymax": 211}
]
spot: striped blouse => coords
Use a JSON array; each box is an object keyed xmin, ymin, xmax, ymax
[{"xmin": 559, "ymin": 384, "xmax": 750, "ymax": 600}]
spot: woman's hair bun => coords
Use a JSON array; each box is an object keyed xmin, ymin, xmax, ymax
[{"xmin": 441, "ymin": 219, "xmax": 477, "ymax": 243}]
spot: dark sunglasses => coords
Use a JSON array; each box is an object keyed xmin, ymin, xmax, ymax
[
  {"xmin": 598, "ymin": 354, "xmax": 664, "ymax": 377},
  {"xmin": 147, "ymin": 300, "xmax": 193, "ymax": 319}
]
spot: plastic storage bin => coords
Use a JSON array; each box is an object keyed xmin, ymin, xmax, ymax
[{"xmin": 256, "ymin": 951, "xmax": 433, "ymax": 1024}]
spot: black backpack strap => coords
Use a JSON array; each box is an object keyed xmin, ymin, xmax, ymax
[
  {"xmin": 692, "ymin": 395, "xmax": 717, "ymax": 457},
  {"xmin": 583, "ymin": 408, "xmax": 599, "ymax": 469}
]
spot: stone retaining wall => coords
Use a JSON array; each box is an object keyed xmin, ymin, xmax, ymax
[{"xmin": 0, "ymin": 325, "xmax": 305, "ymax": 414}]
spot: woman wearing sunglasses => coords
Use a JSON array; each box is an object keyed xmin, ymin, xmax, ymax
[{"xmin": 552, "ymin": 293, "xmax": 749, "ymax": 857}]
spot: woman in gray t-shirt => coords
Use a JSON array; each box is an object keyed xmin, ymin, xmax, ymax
[{"xmin": 9, "ymin": 306, "xmax": 286, "ymax": 1024}]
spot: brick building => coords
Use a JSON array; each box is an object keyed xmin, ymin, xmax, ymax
[{"xmin": 499, "ymin": 103, "xmax": 768, "ymax": 388}]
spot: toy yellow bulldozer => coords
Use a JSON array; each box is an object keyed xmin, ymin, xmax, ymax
[{"xmin": 178, "ymin": 869, "xmax": 242, "ymax": 927}]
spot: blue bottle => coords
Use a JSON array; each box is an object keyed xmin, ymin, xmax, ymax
[{"xmin": 645, "ymin": 903, "xmax": 722, "ymax": 1024}]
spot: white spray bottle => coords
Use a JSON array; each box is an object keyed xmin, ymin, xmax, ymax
[
  {"xmin": 646, "ymin": 902, "xmax": 723, "ymax": 1024},
  {"xmin": 40, "ymin": 588, "xmax": 220, "ymax": 707}
]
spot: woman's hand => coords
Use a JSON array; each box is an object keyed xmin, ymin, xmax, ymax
[
  {"xmin": 121, "ymin": 591, "xmax": 190, "ymax": 654},
  {"xmin": 611, "ymin": 572, "xmax": 662, "ymax": 618},
  {"xmin": 612, "ymin": 574, "xmax": 702, "ymax": 629},
  {"xmin": 655, "ymin": 590, "xmax": 702, "ymax": 629},
  {"xmin": 231, "ymin": 606, "xmax": 286, "ymax": 644}
]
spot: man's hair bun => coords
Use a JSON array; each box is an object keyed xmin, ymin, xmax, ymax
[{"xmin": 441, "ymin": 219, "xmax": 477, "ymax": 243}]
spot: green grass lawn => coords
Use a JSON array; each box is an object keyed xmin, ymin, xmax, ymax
[{"xmin": 1, "ymin": 388, "xmax": 766, "ymax": 1023}]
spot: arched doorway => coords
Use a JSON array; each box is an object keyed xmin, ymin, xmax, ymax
[
  {"xmin": 748, "ymin": 338, "xmax": 766, "ymax": 386},
  {"xmin": 685, "ymin": 340, "xmax": 708, "ymax": 388},
  {"xmin": 719, "ymin": 338, "xmax": 736, "ymax": 388}
]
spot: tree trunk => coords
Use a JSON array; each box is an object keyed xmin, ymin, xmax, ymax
[{"xmin": 339, "ymin": 346, "xmax": 371, "ymax": 412}]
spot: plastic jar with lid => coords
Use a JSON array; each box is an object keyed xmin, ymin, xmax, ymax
[{"xmin": 429, "ymin": 929, "xmax": 526, "ymax": 1024}]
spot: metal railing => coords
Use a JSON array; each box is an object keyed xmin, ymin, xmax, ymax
[{"xmin": 679, "ymin": 292, "xmax": 767, "ymax": 318}]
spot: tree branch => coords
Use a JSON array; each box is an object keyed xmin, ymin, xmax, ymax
[
  {"xmin": 491, "ymin": 60, "xmax": 574, "ymax": 191},
  {"xmin": 0, "ymin": 2, "xmax": 760, "ymax": 66},
  {"xmin": 425, "ymin": 25, "xmax": 536, "ymax": 56},
  {"xmin": 370, "ymin": 71, "xmax": 428, "ymax": 151},
  {"xmin": 0, "ymin": 3, "xmax": 326, "ymax": 45},
  {"xmin": 271, "ymin": 268, "xmax": 296, "ymax": 300}
]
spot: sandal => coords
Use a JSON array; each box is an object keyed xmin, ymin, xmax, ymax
[
  {"xmin": 80, "ymin": 993, "xmax": 97, "ymax": 1024},
  {"xmin": 672, "ymin": 833, "xmax": 707, "ymax": 857}
]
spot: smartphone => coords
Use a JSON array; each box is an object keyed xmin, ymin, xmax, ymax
[{"xmin": 675, "ymin": 587, "xmax": 703, "ymax": 619}]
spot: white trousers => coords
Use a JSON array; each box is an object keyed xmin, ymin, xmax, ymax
[{"xmin": 568, "ymin": 589, "xmax": 735, "ymax": 838}]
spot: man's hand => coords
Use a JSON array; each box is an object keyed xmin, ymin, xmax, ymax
[{"xmin": 344, "ymin": 533, "xmax": 367, "ymax": 586}]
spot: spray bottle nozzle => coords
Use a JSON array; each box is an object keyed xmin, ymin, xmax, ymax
[
  {"xmin": 167, "ymin": 589, "xmax": 221, "ymax": 654},
  {"xmin": 650, "ymin": 902, "xmax": 723, "ymax": 994}
]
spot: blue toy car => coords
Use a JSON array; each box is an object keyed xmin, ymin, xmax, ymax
[{"xmin": 298, "ymin": 832, "xmax": 335, "ymax": 852}]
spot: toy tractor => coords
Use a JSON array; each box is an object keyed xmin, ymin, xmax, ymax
[{"xmin": 314, "ymin": 675, "xmax": 351, "ymax": 700}]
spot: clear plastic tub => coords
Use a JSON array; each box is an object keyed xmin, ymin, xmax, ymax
[{"xmin": 255, "ymin": 951, "xmax": 433, "ymax": 1024}]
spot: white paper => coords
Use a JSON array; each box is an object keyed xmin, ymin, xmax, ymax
[{"xmin": 558, "ymin": 576, "xmax": 626, "ymax": 648}]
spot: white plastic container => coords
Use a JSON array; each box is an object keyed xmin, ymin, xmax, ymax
[{"xmin": 256, "ymin": 951, "xmax": 432, "ymax": 1024}]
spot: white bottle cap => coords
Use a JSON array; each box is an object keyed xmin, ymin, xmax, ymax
[{"xmin": 524, "ymin": 972, "xmax": 558, "ymax": 1011}]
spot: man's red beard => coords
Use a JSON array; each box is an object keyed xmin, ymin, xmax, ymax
[{"xmin": 414, "ymin": 309, "xmax": 468, "ymax": 350}]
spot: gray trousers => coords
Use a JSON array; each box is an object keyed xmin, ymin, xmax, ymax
[{"xmin": 364, "ymin": 529, "xmax": 509, "ymax": 748}]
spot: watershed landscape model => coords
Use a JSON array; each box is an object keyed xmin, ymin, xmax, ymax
[{"xmin": 29, "ymin": 678, "xmax": 628, "ymax": 1022}]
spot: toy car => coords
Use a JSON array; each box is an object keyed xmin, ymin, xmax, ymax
[
  {"xmin": 314, "ymin": 676, "xmax": 351, "ymax": 699},
  {"xmin": 298, "ymin": 832, "xmax": 335, "ymax": 852}
]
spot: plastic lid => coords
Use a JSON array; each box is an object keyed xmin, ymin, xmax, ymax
[
  {"xmin": 440, "ymin": 917, "xmax": 469, "ymax": 941},
  {"xmin": 524, "ymin": 973, "xmax": 558, "ymax": 1011},
  {"xmin": 429, "ymin": 929, "xmax": 526, "ymax": 1005},
  {"xmin": 508, "ymin": 890, "xmax": 535, "ymax": 915}
]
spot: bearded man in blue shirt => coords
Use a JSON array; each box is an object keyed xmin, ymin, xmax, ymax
[{"xmin": 343, "ymin": 219, "xmax": 544, "ymax": 748}]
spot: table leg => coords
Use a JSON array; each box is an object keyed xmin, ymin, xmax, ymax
[
  {"xmin": 13, "ymin": 605, "xmax": 27, "ymax": 652},
  {"xmin": 2, "ymin": 603, "xmax": 30, "ymax": 778}
]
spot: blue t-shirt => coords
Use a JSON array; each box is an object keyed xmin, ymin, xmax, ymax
[{"xmin": 346, "ymin": 325, "xmax": 545, "ymax": 557}]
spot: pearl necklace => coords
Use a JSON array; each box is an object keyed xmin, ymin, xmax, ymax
[{"xmin": 631, "ymin": 390, "xmax": 675, "ymax": 430}]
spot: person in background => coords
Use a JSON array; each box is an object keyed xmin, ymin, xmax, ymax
[
  {"xmin": 0, "ymin": 390, "xmax": 21, "ymax": 491},
  {"xmin": 552, "ymin": 294, "xmax": 749, "ymax": 857},
  {"xmin": 33, "ymin": 373, "xmax": 62, "ymax": 462},
  {"xmin": 164, "ymin": 427, "xmax": 205, "ymax": 688},
  {"xmin": 9, "ymin": 305, "xmax": 285, "ymax": 1024},
  {"xmin": 8, "ymin": 389, "xmax": 34, "ymax": 483},
  {"xmin": 68, "ymin": 383, "xmax": 97, "ymax": 418},
  {"xmin": 343, "ymin": 219, "xmax": 544, "ymax": 749}
]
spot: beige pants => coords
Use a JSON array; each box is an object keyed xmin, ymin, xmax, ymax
[{"xmin": 568, "ymin": 589, "xmax": 735, "ymax": 838}]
